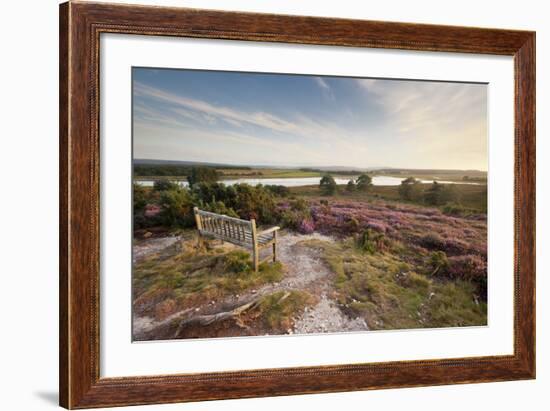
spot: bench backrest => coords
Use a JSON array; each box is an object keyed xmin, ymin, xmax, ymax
[{"xmin": 194, "ymin": 207, "xmax": 256, "ymax": 248}]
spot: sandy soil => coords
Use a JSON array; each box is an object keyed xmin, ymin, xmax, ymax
[{"xmin": 133, "ymin": 231, "xmax": 368, "ymax": 338}]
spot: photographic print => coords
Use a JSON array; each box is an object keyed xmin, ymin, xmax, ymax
[{"xmin": 131, "ymin": 68, "xmax": 488, "ymax": 341}]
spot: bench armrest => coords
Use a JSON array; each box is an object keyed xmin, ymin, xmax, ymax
[{"xmin": 258, "ymin": 226, "xmax": 280, "ymax": 236}]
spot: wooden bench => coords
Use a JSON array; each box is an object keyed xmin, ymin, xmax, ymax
[{"xmin": 193, "ymin": 207, "xmax": 280, "ymax": 272}]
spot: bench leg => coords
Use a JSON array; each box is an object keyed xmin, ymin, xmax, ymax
[
  {"xmin": 252, "ymin": 246, "xmax": 259, "ymax": 272},
  {"xmin": 196, "ymin": 231, "xmax": 203, "ymax": 249},
  {"xmin": 272, "ymin": 231, "xmax": 277, "ymax": 262}
]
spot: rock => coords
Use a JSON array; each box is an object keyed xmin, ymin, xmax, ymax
[{"xmin": 143, "ymin": 231, "xmax": 153, "ymax": 238}]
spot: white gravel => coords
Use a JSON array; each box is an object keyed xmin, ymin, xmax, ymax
[{"xmin": 293, "ymin": 295, "xmax": 369, "ymax": 334}]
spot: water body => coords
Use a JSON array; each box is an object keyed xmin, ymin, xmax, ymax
[{"xmin": 135, "ymin": 175, "xmax": 479, "ymax": 187}]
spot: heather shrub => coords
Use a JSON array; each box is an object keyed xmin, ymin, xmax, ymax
[
  {"xmin": 447, "ymin": 255, "xmax": 487, "ymax": 297},
  {"xmin": 298, "ymin": 219, "xmax": 315, "ymax": 234},
  {"xmin": 280, "ymin": 208, "xmax": 311, "ymax": 231},
  {"xmin": 443, "ymin": 237, "xmax": 471, "ymax": 255},
  {"xmin": 418, "ymin": 232, "xmax": 446, "ymax": 250},
  {"xmin": 290, "ymin": 197, "xmax": 309, "ymax": 212},
  {"xmin": 447, "ymin": 255, "xmax": 486, "ymax": 281}
]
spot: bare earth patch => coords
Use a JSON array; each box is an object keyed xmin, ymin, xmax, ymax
[
  {"xmin": 133, "ymin": 236, "xmax": 180, "ymax": 264},
  {"xmin": 132, "ymin": 230, "xmax": 369, "ymax": 339}
]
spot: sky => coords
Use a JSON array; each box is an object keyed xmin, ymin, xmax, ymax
[{"xmin": 133, "ymin": 68, "xmax": 487, "ymax": 171}]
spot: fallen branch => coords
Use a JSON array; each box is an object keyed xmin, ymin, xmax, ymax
[{"xmin": 174, "ymin": 298, "xmax": 262, "ymax": 337}]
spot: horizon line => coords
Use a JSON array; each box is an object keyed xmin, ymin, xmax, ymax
[{"xmin": 133, "ymin": 158, "xmax": 488, "ymax": 173}]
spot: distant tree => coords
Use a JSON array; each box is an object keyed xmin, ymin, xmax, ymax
[
  {"xmin": 187, "ymin": 167, "xmax": 219, "ymax": 187},
  {"xmin": 424, "ymin": 181, "xmax": 444, "ymax": 205},
  {"xmin": 319, "ymin": 175, "xmax": 337, "ymax": 196},
  {"xmin": 398, "ymin": 177, "xmax": 421, "ymax": 201},
  {"xmin": 424, "ymin": 181, "xmax": 461, "ymax": 206},
  {"xmin": 346, "ymin": 179, "xmax": 356, "ymax": 192},
  {"xmin": 356, "ymin": 174, "xmax": 373, "ymax": 191},
  {"xmin": 153, "ymin": 179, "xmax": 179, "ymax": 191}
]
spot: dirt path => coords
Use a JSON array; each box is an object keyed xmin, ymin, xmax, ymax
[
  {"xmin": 133, "ymin": 231, "xmax": 368, "ymax": 338},
  {"xmin": 294, "ymin": 295, "xmax": 368, "ymax": 334},
  {"xmin": 133, "ymin": 236, "xmax": 180, "ymax": 264}
]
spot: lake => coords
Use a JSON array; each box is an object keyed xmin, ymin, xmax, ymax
[{"xmin": 135, "ymin": 175, "xmax": 480, "ymax": 187}]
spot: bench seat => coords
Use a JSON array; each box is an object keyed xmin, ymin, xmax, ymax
[{"xmin": 194, "ymin": 207, "xmax": 280, "ymax": 271}]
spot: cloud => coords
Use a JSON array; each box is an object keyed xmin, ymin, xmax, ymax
[
  {"xmin": 133, "ymin": 81, "xmax": 352, "ymax": 144},
  {"xmin": 135, "ymin": 82, "xmax": 301, "ymax": 136},
  {"xmin": 133, "ymin": 75, "xmax": 487, "ymax": 170},
  {"xmin": 314, "ymin": 77, "xmax": 330, "ymax": 90}
]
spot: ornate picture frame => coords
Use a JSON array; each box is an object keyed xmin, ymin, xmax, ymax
[{"xmin": 59, "ymin": 2, "xmax": 535, "ymax": 408}]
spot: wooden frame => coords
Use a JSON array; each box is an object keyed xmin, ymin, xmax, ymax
[{"xmin": 59, "ymin": 1, "xmax": 535, "ymax": 408}]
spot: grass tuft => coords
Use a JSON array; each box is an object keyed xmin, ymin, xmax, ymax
[{"xmin": 256, "ymin": 290, "xmax": 316, "ymax": 331}]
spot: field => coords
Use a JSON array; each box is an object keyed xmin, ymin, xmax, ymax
[
  {"xmin": 134, "ymin": 163, "xmax": 486, "ymax": 183},
  {"xmin": 132, "ymin": 174, "xmax": 487, "ymax": 341}
]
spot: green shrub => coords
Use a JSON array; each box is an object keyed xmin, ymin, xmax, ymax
[
  {"xmin": 224, "ymin": 251, "xmax": 251, "ymax": 273},
  {"xmin": 424, "ymin": 182, "xmax": 461, "ymax": 206},
  {"xmin": 427, "ymin": 251, "xmax": 449, "ymax": 276},
  {"xmin": 133, "ymin": 183, "xmax": 148, "ymax": 213},
  {"xmin": 202, "ymin": 201, "xmax": 239, "ymax": 218},
  {"xmin": 153, "ymin": 180, "xmax": 179, "ymax": 191},
  {"xmin": 192, "ymin": 182, "xmax": 277, "ymax": 225},
  {"xmin": 346, "ymin": 179, "xmax": 356, "ymax": 192},
  {"xmin": 159, "ymin": 187, "xmax": 196, "ymax": 228},
  {"xmin": 264, "ymin": 185, "xmax": 290, "ymax": 197},
  {"xmin": 356, "ymin": 229, "xmax": 386, "ymax": 254},
  {"xmin": 398, "ymin": 177, "xmax": 421, "ymax": 201},
  {"xmin": 290, "ymin": 198, "xmax": 309, "ymax": 212}
]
